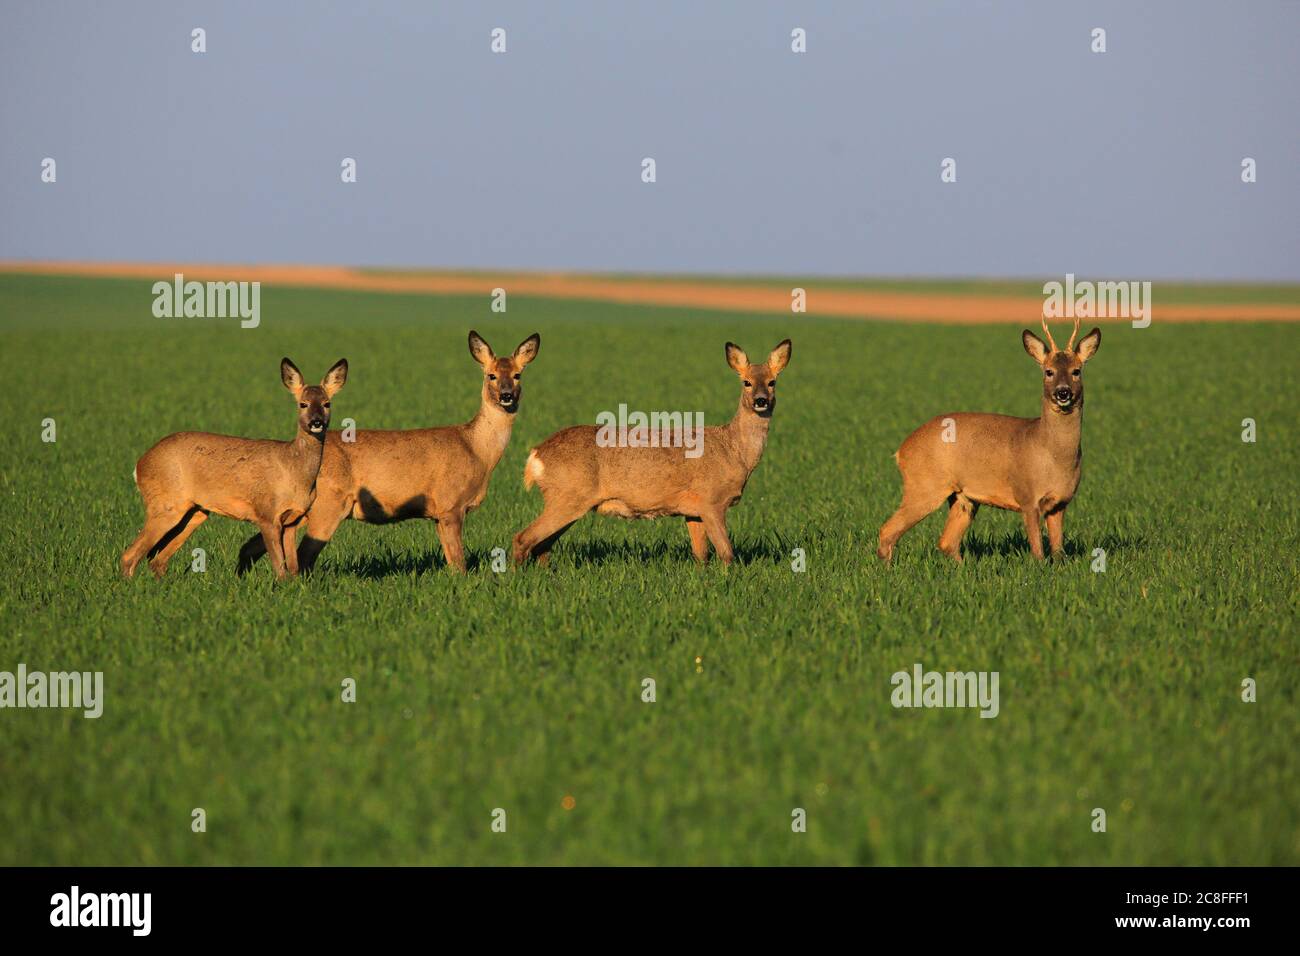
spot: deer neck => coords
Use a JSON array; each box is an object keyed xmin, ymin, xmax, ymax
[
  {"xmin": 290, "ymin": 427, "xmax": 327, "ymax": 485},
  {"xmin": 464, "ymin": 394, "xmax": 515, "ymax": 468},
  {"xmin": 1038, "ymin": 397, "xmax": 1083, "ymax": 462},
  {"xmin": 726, "ymin": 398, "xmax": 771, "ymax": 474}
]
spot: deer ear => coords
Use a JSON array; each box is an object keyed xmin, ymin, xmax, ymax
[
  {"xmin": 468, "ymin": 330, "xmax": 494, "ymax": 367},
  {"xmin": 513, "ymin": 333, "xmax": 540, "ymax": 367},
  {"xmin": 767, "ymin": 339, "xmax": 792, "ymax": 376},
  {"xmin": 1075, "ymin": 327, "xmax": 1101, "ymax": 363},
  {"xmin": 1022, "ymin": 330, "xmax": 1049, "ymax": 365},
  {"xmin": 321, "ymin": 358, "xmax": 348, "ymax": 397},
  {"xmin": 725, "ymin": 342, "xmax": 749, "ymax": 374},
  {"xmin": 281, "ymin": 357, "xmax": 305, "ymax": 395}
]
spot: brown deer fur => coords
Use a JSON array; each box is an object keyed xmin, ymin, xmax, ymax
[
  {"xmin": 121, "ymin": 358, "xmax": 348, "ymax": 579},
  {"xmin": 512, "ymin": 339, "xmax": 791, "ymax": 567},
  {"xmin": 237, "ymin": 331, "xmax": 539, "ymax": 575},
  {"xmin": 877, "ymin": 317, "xmax": 1101, "ymax": 563}
]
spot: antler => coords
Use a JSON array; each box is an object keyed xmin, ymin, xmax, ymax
[
  {"xmin": 1040, "ymin": 315, "xmax": 1058, "ymax": 353},
  {"xmin": 1041, "ymin": 315, "xmax": 1082, "ymax": 353}
]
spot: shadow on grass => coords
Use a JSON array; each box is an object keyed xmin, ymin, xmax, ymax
[
  {"xmin": 329, "ymin": 547, "xmax": 472, "ymax": 578},
  {"xmin": 962, "ymin": 530, "xmax": 1147, "ymax": 560}
]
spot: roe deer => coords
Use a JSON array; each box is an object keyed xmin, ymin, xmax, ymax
[
  {"xmin": 877, "ymin": 317, "xmax": 1101, "ymax": 563},
  {"xmin": 512, "ymin": 339, "xmax": 792, "ymax": 567},
  {"xmin": 236, "ymin": 331, "xmax": 540, "ymax": 575},
  {"xmin": 121, "ymin": 358, "xmax": 348, "ymax": 579}
]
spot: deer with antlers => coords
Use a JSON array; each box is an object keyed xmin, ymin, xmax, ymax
[{"xmin": 877, "ymin": 317, "xmax": 1101, "ymax": 563}]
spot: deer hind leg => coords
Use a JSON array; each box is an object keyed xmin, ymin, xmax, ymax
[
  {"xmin": 435, "ymin": 511, "xmax": 467, "ymax": 573},
  {"xmin": 685, "ymin": 517, "xmax": 710, "ymax": 564},
  {"xmin": 877, "ymin": 484, "xmax": 949, "ymax": 562},
  {"xmin": 937, "ymin": 494, "xmax": 978, "ymax": 563},
  {"xmin": 122, "ymin": 505, "xmax": 187, "ymax": 578},
  {"xmin": 513, "ymin": 495, "xmax": 589, "ymax": 566},
  {"xmin": 148, "ymin": 507, "xmax": 209, "ymax": 578},
  {"xmin": 1021, "ymin": 507, "xmax": 1045, "ymax": 560}
]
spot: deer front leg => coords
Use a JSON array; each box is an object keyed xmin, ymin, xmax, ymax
[
  {"xmin": 259, "ymin": 521, "xmax": 289, "ymax": 579},
  {"xmin": 1021, "ymin": 507, "xmax": 1044, "ymax": 560},
  {"xmin": 435, "ymin": 511, "xmax": 467, "ymax": 573},
  {"xmin": 685, "ymin": 517, "xmax": 710, "ymax": 564},
  {"xmin": 701, "ymin": 510, "xmax": 734, "ymax": 566},
  {"xmin": 281, "ymin": 523, "xmax": 300, "ymax": 576},
  {"xmin": 1045, "ymin": 507, "xmax": 1066, "ymax": 559},
  {"xmin": 297, "ymin": 497, "xmax": 350, "ymax": 574}
]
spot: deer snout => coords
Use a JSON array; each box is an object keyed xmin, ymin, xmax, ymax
[
  {"xmin": 753, "ymin": 394, "xmax": 770, "ymax": 411},
  {"xmin": 498, "ymin": 389, "xmax": 516, "ymax": 406},
  {"xmin": 308, "ymin": 417, "xmax": 327, "ymax": 433},
  {"xmin": 1052, "ymin": 385, "xmax": 1073, "ymax": 405}
]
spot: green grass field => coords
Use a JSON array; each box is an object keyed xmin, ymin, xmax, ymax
[{"xmin": 0, "ymin": 273, "xmax": 1296, "ymax": 865}]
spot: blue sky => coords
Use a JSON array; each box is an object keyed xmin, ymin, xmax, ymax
[{"xmin": 2, "ymin": 0, "xmax": 1296, "ymax": 279}]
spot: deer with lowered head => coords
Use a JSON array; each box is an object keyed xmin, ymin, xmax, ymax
[
  {"xmin": 236, "ymin": 330, "xmax": 540, "ymax": 574},
  {"xmin": 121, "ymin": 357, "xmax": 348, "ymax": 579},
  {"xmin": 877, "ymin": 317, "xmax": 1101, "ymax": 563},
  {"xmin": 512, "ymin": 339, "xmax": 791, "ymax": 567}
]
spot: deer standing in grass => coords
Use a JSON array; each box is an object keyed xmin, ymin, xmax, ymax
[
  {"xmin": 121, "ymin": 358, "xmax": 348, "ymax": 579},
  {"xmin": 237, "ymin": 331, "xmax": 540, "ymax": 575},
  {"xmin": 513, "ymin": 339, "xmax": 791, "ymax": 567},
  {"xmin": 877, "ymin": 317, "xmax": 1101, "ymax": 563}
]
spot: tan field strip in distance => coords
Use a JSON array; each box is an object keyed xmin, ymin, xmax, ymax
[{"xmin": 3, "ymin": 262, "xmax": 1299, "ymax": 323}]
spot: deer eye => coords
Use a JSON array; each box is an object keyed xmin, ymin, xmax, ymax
[
  {"xmin": 1071, "ymin": 369, "xmax": 1081, "ymax": 377},
  {"xmin": 513, "ymin": 374, "xmax": 521, "ymax": 381},
  {"xmin": 743, "ymin": 380, "xmax": 752, "ymax": 387},
  {"xmin": 324, "ymin": 402, "xmax": 331, "ymax": 408},
  {"xmin": 488, "ymin": 374, "xmax": 497, "ymax": 381},
  {"xmin": 766, "ymin": 380, "xmax": 775, "ymax": 387},
  {"xmin": 1044, "ymin": 369, "xmax": 1054, "ymax": 378},
  {"xmin": 299, "ymin": 402, "xmax": 308, "ymax": 408}
]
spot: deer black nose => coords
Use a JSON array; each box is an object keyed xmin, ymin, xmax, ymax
[
  {"xmin": 754, "ymin": 396, "xmax": 769, "ymax": 408},
  {"xmin": 500, "ymin": 391, "xmax": 514, "ymax": 402},
  {"xmin": 1053, "ymin": 386, "xmax": 1072, "ymax": 401}
]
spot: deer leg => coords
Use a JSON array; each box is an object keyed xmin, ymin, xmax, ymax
[
  {"xmin": 259, "ymin": 521, "xmax": 289, "ymax": 579},
  {"xmin": 513, "ymin": 498, "xmax": 587, "ymax": 565},
  {"xmin": 701, "ymin": 510, "xmax": 735, "ymax": 565},
  {"xmin": 877, "ymin": 488, "xmax": 947, "ymax": 562},
  {"xmin": 297, "ymin": 498, "xmax": 351, "ymax": 574},
  {"xmin": 1021, "ymin": 507, "xmax": 1045, "ymax": 560},
  {"xmin": 281, "ymin": 523, "xmax": 300, "ymax": 577},
  {"xmin": 148, "ymin": 508, "xmax": 209, "ymax": 577},
  {"xmin": 685, "ymin": 517, "xmax": 710, "ymax": 564},
  {"xmin": 435, "ymin": 511, "xmax": 467, "ymax": 573},
  {"xmin": 937, "ymin": 495, "xmax": 977, "ymax": 563},
  {"xmin": 1045, "ymin": 507, "xmax": 1066, "ymax": 558},
  {"xmin": 122, "ymin": 507, "xmax": 186, "ymax": 578}
]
